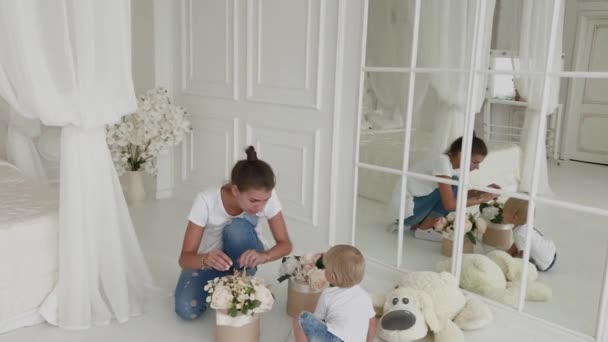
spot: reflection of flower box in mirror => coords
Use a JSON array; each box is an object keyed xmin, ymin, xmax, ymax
[
  {"xmin": 441, "ymin": 238, "xmax": 474, "ymax": 257},
  {"xmin": 482, "ymin": 223, "xmax": 513, "ymax": 251}
]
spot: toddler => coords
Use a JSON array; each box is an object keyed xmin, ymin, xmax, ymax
[{"xmin": 293, "ymin": 245, "xmax": 377, "ymax": 342}]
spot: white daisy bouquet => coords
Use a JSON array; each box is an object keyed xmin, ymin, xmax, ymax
[
  {"xmin": 434, "ymin": 212, "xmax": 487, "ymax": 244},
  {"xmin": 204, "ymin": 271, "xmax": 274, "ymax": 317},
  {"xmin": 277, "ymin": 253, "xmax": 328, "ymax": 290},
  {"xmin": 106, "ymin": 87, "xmax": 191, "ymax": 175},
  {"xmin": 479, "ymin": 201, "xmax": 504, "ymax": 224}
]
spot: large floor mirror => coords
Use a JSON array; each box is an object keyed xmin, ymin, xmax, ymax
[{"xmin": 352, "ymin": 0, "xmax": 608, "ymax": 339}]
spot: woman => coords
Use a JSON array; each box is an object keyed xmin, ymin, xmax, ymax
[
  {"xmin": 175, "ymin": 146, "xmax": 292, "ymax": 320},
  {"xmin": 392, "ymin": 135, "xmax": 500, "ymax": 232}
]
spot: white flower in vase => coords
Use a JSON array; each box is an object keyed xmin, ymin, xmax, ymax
[
  {"xmin": 475, "ymin": 217, "xmax": 488, "ymax": 235},
  {"xmin": 210, "ymin": 286, "xmax": 233, "ymax": 310},
  {"xmin": 308, "ymin": 269, "xmax": 329, "ymax": 291},
  {"xmin": 300, "ymin": 253, "xmax": 322, "ymax": 265},
  {"xmin": 479, "ymin": 201, "xmax": 505, "ymax": 224},
  {"xmin": 252, "ymin": 285, "xmax": 274, "ymax": 313},
  {"xmin": 446, "ymin": 212, "xmax": 457, "ymax": 221},
  {"xmin": 464, "ymin": 220, "xmax": 473, "ymax": 233},
  {"xmin": 434, "ymin": 217, "xmax": 448, "ymax": 231},
  {"xmin": 481, "ymin": 206, "xmax": 499, "ymax": 221},
  {"xmin": 279, "ymin": 257, "xmax": 299, "ymax": 277},
  {"xmin": 205, "ymin": 272, "xmax": 274, "ymax": 317},
  {"xmin": 106, "ymin": 86, "xmax": 192, "ymax": 175}
]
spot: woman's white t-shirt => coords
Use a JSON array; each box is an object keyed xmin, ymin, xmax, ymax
[
  {"xmin": 391, "ymin": 154, "xmax": 457, "ymax": 219},
  {"xmin": 314, "ymin": 285, "xmax": 376, "ymax": 342},
  {"xmin": 187, "ymin": 186, "xmax": 282, "ymax": 254}
]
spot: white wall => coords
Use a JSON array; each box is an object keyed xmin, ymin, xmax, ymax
[{"xmin": 154, "ymin": 0, "xmax": 356, "ymax": 252}]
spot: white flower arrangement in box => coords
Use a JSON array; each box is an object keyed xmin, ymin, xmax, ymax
[
  {"xmin": 479, "ymin": 201, "xmax": 504, "ymax": 224},
  {"xmin": 106, "ymin": 87, "xmax": 191, "ymax": 175},
  {"xmin": 277, "ymin": 253, "xmax": 328, "ymax": 291},
  {"xmin": 434, "ymin": 212, "xmax": 487, "ymax": 244},
  {"xmin": 204, "ymin": 272, "xmax": 274, "ymax": 317}
]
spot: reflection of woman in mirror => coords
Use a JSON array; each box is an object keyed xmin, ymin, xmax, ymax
[{"xmin": 392, "ymin": 134, "xmax": 500, "ymax": 233}]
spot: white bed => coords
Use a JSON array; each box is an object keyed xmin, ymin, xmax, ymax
[
  {"xmin": 0, "ymin": 160, "xmax": 58, "ymax": 334},
  {"xmin": 358, "ymin": 129, "xmax": 521, "ymax": 203}
]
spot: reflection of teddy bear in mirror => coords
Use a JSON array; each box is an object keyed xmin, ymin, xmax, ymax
[
  {"xmin": 375, "ymin": 272, "xmax": 493, "ymax": 342},
  {"xmin": 437, "ymin": 250, "xmax": 552, "ymax": 307}
]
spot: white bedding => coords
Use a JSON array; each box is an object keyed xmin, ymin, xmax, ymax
[
  {"xmin": 0, "ymin": 161, "xmax": 58, "ymax": 334},
  {"xmin": 358, "ymin": 130, "xmax": 521, "ymax": 203}
]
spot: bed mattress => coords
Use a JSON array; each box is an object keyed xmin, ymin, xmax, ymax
[{"xmin": 0, "ymin": 161, "xmax": 58, "ymax": 333}]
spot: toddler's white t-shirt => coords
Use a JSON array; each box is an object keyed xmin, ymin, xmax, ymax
[
  {"xmin": 513, "ymin": 224, "xmax": 556, "ymax": 271},
  {"xmin": 187, "ymin": 186, "xmax": 282, "ymax": 253},
  {"xmin": 314, "ymin": 285, "xmax": 375, "ymax": 342}
]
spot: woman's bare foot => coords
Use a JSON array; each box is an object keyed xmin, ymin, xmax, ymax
[{"xmin": 417, "ymin": 216, "xmax": 437, "ymax": 230}]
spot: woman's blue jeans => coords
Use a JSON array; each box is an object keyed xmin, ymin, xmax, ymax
[
  {"xmin": 174, "ymin": 215, "xmax": 264, "ymax": 320},
  {"xmin": 403, "ymin": 177, "xmax": 458, "ymax": 226}
]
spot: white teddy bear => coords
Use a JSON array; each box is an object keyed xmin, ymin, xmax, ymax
[
  {"xmin": 436, "ymin": 250, "xmax": 552, "ymax": 307},
  {"xmin": 375, "ymin": 271, "xmax": 493, "ymax": 342}
]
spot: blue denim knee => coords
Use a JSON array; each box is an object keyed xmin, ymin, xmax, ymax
[
  {"xmin": 174, "ymin": 269, "xmax": 210, "ymax": 320},
  {"xmin": 298, "ymin": 312, "xmax": 343, "ymax": 342}
]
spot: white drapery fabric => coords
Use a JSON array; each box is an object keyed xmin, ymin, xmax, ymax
[
  {"xmin": 5, "ymin": 109, "xmax": 47, "ymax": 182},
  {"xmin": 0, "ymin": 0, "xmax": 153, "ymax": 330},
  {"xmin": 366, "ymin": 0, "xmax": 495, "ymax": 154},
  {"xmin": 365, "ymin": 0, "xmax": 419, "ymax": 124},
  {"xmin": 417, "ymin": 0, "xmax": 495, "ymax": 153},
  {"xmin": 513, "ymin": 0, "xmax": 563, "ymax": 195}
]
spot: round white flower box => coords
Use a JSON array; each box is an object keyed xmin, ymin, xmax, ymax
[
  {"xmin": 482, "ymin": 222, "xmax": 513, "ymax": 250},
  {"xmin": 286, "ymin": 279, "xmax": 323, "ymax": 318},
  {"xmin": 215, "ymin": 310, "xmax": 260, "ymax": 342}
]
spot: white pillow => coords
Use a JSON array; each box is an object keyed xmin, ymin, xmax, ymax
[{"xmin": 37, "ymin": 127, "xmax": 61, "ymax": 161}]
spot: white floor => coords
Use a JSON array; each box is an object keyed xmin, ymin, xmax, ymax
[{"xmin": 1, "ymin": 160, "xmax": 605, "ymax": 342}]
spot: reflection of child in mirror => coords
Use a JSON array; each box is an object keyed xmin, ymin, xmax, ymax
[
  {"xmin": 502, "ymin": 198, "xmax": 557, "ymax": 272},
  {"xmin": 391, "ymin": 134, "xmax": 500, "ymax": 236}
]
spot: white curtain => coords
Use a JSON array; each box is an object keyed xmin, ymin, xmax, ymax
[
  {"xmin": 0, "ymin": 0, "xmax": 153, "ymax": 330},
  {"xmin": 366, "ymin": 0, "xmax": 426, "ymax": 124},
  {"xmin": 513, "ymin": 0, "xmax": 563, "ymax": 195},
  {"xmin": 365, "ymin": 0, "xmax": 495, "ymax": 153},
  {"xmin": 6, "ymin": 109, "xmax": 47, "ymax": 182},
  {"xmin": 418, "ymin": 0, "xmax": 495, "ymax": 153}
]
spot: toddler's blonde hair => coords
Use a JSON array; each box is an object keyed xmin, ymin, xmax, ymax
[
  {"xmin": 504, "ymin": 198, "xmax": 529, "ymax": 226},
  {"xmin": 324, "ymin": 244, "xmax": 365, "ymax": 288}
]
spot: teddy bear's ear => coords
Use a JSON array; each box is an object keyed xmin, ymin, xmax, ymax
[{"xmin": 417, "ymin": 291, "xmax": 442, "ymax": 333}]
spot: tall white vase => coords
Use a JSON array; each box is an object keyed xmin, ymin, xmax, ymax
[{"xmin": 126, "ymin": 170, "xmax": 146, "ymax": 202}]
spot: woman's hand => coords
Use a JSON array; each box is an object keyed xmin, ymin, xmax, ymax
[
  {"xmin": 204, "ymin": 249, "xmax": 233, "ymax": 271},
  {"xmin": 487, "ymin": 183, "xmax": 502, "ymax": 189},
  {"xmin": 478, "ymin": 192, "xmax": 495, "ymax": 203},
  {"xmin": 239, "ymin": 249, "xmax": 268, "ymax": 269},
  {"xmin": 480, "ymin": 183, "xmax": 501, "ymax": 201}
]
